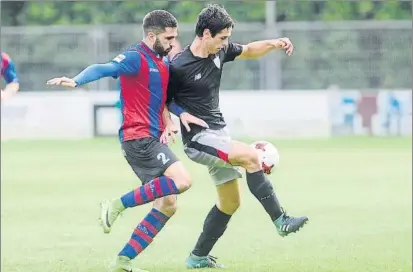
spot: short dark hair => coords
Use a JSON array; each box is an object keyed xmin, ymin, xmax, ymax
[
  {"xmin": 195, "ymin": 4, "xmax": 234, "ymax": 38},
  {"xmin": 143, "ymin": 10, "xmax": 178, "ymax": 36}
]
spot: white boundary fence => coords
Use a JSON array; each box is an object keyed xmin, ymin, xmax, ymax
[{"xmin": 1, "ymin": 90, "xmax": 411, "ymax": 140}]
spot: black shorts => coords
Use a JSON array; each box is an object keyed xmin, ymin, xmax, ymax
[{"xmin": 121, "ymin": 137, "xmax": 179, "ymax": 184}]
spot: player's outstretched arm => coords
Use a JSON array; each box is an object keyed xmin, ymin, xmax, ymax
[
  {"xmin": 237, "ymin": 37, "xmax": 294, "ymax": 59},
  {"xmin": 46, "ymin": 63, "xmax": 122, "ymax": 88},
  {"xmin": 1, "ymin": 57, "xmax": 20, "ymax": 100},
  {"xmin": 46, "ymin": 63, "xmax": 120, "ymax": 88},
  {"xmin": 46, "ymin": 51, "xmax": 141, "ymax": 88}
]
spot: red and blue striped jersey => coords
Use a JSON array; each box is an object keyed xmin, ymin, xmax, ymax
[
  {"xmin": 1, "ymin": 52, "xmax": 19, "ymax": 84},
  {"xmin": 112, "ymin": 42, "xmax": 170, "ymax": 142}
]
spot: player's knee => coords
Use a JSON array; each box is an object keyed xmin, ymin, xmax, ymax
[
  {"xmin": 165, "ymin": 162, "xmax": 193, "ymax": 193},
  {"xmin": 154, "ymin": 196, "xmax": 177, "ymax": 217},
  {"xmin": 217, "ymin": 195, "xmax": 241, "ymax": 215},
  {"xmin": 229, "ymin": 142, "xmax": 261, "ymax": 172},
  {"xmin": 171, "ymin": 171, "xmax": 192, "ymax": 193},
  {"xmin": 242, "ymin": 148, "xmax": 261, "ymax": 172}
]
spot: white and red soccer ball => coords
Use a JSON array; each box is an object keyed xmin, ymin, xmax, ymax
[{"xmin": 250, "ymin": 141, "xmax": 280, "ymax": 175}]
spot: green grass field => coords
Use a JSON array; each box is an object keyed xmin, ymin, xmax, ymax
[{"xmin": 1, "ymin": 137, "xmax": 412, "ymax": 272}]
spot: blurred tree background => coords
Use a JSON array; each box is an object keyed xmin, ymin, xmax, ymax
[
  {"xmin": 2, "ymin": 1, "xmax": 411, "ymax": 26},
  {"xmin": 1, "ymin": 1, "xmax": 411, "ymax": 91}
]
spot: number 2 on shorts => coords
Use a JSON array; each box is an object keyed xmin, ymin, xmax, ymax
[{"xmin": 157, "ymin": 152, "xmax": 170, "ymax": 165}]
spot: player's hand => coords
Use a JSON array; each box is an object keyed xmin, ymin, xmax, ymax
[
  {"xmin": 46, "ymin": 77, "xmax": 77, "ymax": 88},
  {"xmin": 274, "ymin": 38, "xmax": 294, "ymax": 56},
  {"xmin": 180, "ymin": 112, "xmax": 209, "ymax": 132},
  {"xmin": 160, "ymin": 121, "xmax": 179, "ymax": 145}
]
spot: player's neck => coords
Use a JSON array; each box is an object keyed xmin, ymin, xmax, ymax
[
  {"xmin": 141, "ymin": 39, "xmax": 155, "ymax": 53},
  {"xmin": 190, "ymin": 38, "xmax": 210, "ymax": 58}
]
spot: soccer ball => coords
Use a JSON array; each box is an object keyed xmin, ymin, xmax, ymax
[{"xmin": 250, "ymin": 141, "xmax": 280, "ymax": 175}]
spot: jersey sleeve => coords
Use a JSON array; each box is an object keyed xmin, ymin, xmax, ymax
[
  {"xmin": 73, "ymin": 51, "xmax": 141, "ymax": 86},
  {"xmin": 223, "ymin": 42, "xmax": 243, "ymax": 63},
  {"xmin": 3, "ymin": 61, "xmax": 19, "ymax": 84},
  {"xmin": 166, "ymin": 65, "xmax": 185, "ymax": 116},
  {"xmin": 110, "ymin": 51, "xmax": 141, "ymax": 77},
  {"xmin": 1, "ymin": 53, "xmax": 19, "ymax": 84},
  {"xmin": 73, "ymin": 63, "xmax": 121, "ymax": 86},
  {"xmin": 166, "ymin": 65, "xmax": 179, "ymax": 104}
]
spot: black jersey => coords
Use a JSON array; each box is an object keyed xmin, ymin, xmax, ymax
[{"xmin": 168, "ymin": 42, "xmax": 243, "ymax": 143}]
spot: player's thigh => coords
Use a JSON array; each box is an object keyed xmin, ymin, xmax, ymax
[
  {"xmin": 121, "ymin": 138, "xmax": 179, "ymax": 184},
  {"xmin": 184, "ymin": 128, "xmax": 233, "ymax": 169},
  {"xmin": 208, "ymin": 163, "xmax": 242, "ymax": 187},
  {"xmin": 184, "ymin": 128, "xmax": 242, "ymax": 185},
  {"xmin": 215, "ymin": 178, "xmax": 241, "ymax": 215},
  {"xmin": 227, "ymin": 140, "xmax": 260, "ymax": 168}
]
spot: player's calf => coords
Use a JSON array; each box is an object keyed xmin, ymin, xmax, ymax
[
  {"xmin": 190, "ymin": 202, "xmax": 235, "ymax": 260},
  {"xmin": 228, "ymin": 140, "xmax": 308, "ymax": 235},
  {"xmin": 216, "ymin": 179, "xmax": 241, "ymax": 215},
  {"xmin": 228, "ymin": 141, "xmax": 281, "ymax": 217},
  {"xmin": 117, "ymin": 208, "xmax": 171, "ymax": 262},
  {"xmin": 187, "ymin": 205, "xmax": 229, "ymax": 269},
  {"xmin": 109, "ymin": 174, "xmax": 184, "ymax": 271},
  {"xmin": 114, "ymin": 191, "xmax": 181, "ymax": 270},
  {"xmin": 153, "ymin": 195, "xmax": 177, "ymax": 218},
  {"xmin": 186, "ymin": 181, "xmax": 240, "ymax": 268},
  {"xmin": 100, "ymin": 175, "xmax": 181, "ymax": 234},
  {"xmin": 100, "ymin": 162, "xmax": 191, "ymax": 234},
  {"xmin": 120, "ymin": 161, "xmax": 191, "ymax": 209},
  {"xmin": 110, "ymin": 195, "xmax": 180, "ymax": 271}
]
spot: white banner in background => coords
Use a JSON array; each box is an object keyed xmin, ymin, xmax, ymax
[
  {"xmin": 219, "ymin": 91, "xmax": 331, "ymax": 138},
  {"xmin": 0, "ymin": 90, "xmax": 334, "ymax": 140},
  {"xmin": 1, "ymin": 91, "xmax": 118, "ymax": 140},
  {"xmin": 92, "ymin": 90, "xmax": 331, "ymax": 139}
]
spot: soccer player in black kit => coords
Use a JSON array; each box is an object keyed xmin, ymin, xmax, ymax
[{"xmin": 167, "ymin": 4, "xmax": 309, "ymax": 269}]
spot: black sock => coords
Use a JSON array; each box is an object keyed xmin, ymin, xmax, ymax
[
  {"xmin": 192, "ymin": 205, "xmax": 231, "ymax": 257},
  {"xmin": 246, "ymin": 170, "xmax": 283, "ymax": 221}
]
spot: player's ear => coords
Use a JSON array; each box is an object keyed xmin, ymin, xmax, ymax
[
  {"xmin": 203, "ymin": 29, "xmax": 211, "ymax": 39},
  {"xmin": 148, "ymin": 32, "xmax": 156, "ymax": 43}
]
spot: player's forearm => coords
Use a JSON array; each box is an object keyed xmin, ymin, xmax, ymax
[
  {"xmin": 73, "ymin": 63, "xmax": 119, "ymax": 86},
  {"xmin": 168, "ymin": 102, "xmax": 185, "ymax": 117},
  {"xmin": 162, "ymin": 107, "xmax": 173, "ymax": 125},
  {"xmin": 240, "ymin": 39, "xmax": 285, "ymax": 59}
]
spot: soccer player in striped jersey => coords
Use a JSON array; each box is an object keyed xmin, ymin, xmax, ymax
[
  {"xmin": 1, "ymin": 52, "xmax": 20, "ymax": 100},
  {"xmin": 47, "ymin": 10, "xmax": 207, "ymax": 272}
]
